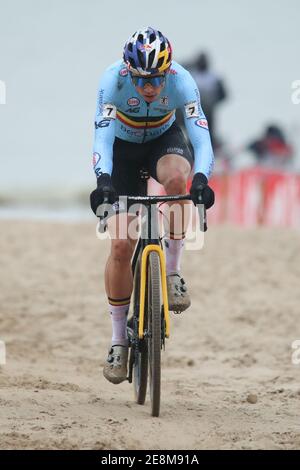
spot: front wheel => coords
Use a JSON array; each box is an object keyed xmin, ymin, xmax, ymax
[
  {"xmin": 147, "ymin": 251, "xmax": 162, "ymax": 417},
  {"xmin": 132, "ymin": 257, "xmax": 148, "ymax": 405}
]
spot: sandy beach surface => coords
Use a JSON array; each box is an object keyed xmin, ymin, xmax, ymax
[{"xmin": 0, "ymin": 220, "xmax": 300, "ymax": 450}]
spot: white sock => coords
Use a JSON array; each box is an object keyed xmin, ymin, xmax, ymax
[
  {"xmin": 108, "ymin": 302, "xmax": 130, "ymax": 347},
  {"xmin": 164, "ymin": 238, "xmax": 185, "ymax": 276}
]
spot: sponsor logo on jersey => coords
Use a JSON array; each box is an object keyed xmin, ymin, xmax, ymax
[
  {"xmin": 93, "ymin": 152, "xmax": 101, "ymax": 167},
  {"xmin": 95, "ymin": 119, "xmax": 111, "ymax": 129},
  {"xmin": 145, "ymin": 123, "xmax": 170, "ymax": 137},
  {"xmin": 95, "ymin": 168, "xmax": 103, "ymax": 177},
  {"xmin": 195, "ymin": 118, "xmax": 209, "ymax": 130},
  {"xmin": 120, "ymin": 124, "xmax": 144, "ymax": 138},
  {"xmin": 125, "ymin": 107, "xmax": 140, "ymax": 113},
  {"xmin": 127, "ymin": 97, "xmax": 140, "ymax": 106},
  {"xmin": 167, "ymin": 68, "xmax": 177, "ymax": 75},
  {"xmin": 207, "ymin": 159, "xmax": 214, "ymax": 178},
  {"xmin": 98, "ymin": 89, "xmax": 104, "ymax": 115},
  {"xmin": 153, "ymin": 107, "xmax": 169, "ymax": 113},
  {"xmin": 119, "ymin": 68, "xmax": 128, "ymax": 77},
  {"xmin": 194, "ymin": 88, "xmax": 201, "ymax": 110},
  {"xmin": 160, "ymin": 96, "xmax": 168, "ymax": 106}
]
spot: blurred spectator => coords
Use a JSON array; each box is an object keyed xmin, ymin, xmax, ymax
[
  {"xmin": 177, "ymin": 52, "xmax": 227, "ymax": 150},
  {"xmin": 248, "ymin": 125, "xmax": 294, "ymax": 169}
]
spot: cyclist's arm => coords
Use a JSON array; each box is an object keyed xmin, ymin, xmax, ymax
[
  {"xmin": 178, "ymin": 71, "xmax": 214, "ymax": 178},
  {"xmin": 93, "ymin": 68, "xmax": 118, "ymax": 177}
]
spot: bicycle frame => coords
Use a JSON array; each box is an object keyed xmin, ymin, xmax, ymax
[{"xmin": 129, "ymin": 198, "xmax": 170, "ymax": 339}]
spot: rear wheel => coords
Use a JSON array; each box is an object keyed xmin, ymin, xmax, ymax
[{"xmin": 147, "ymin": 251, "xmax": 161, "ymax": 417}]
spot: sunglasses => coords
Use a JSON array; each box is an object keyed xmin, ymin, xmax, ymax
[{"xmin": 130, "ymin": 74, "xmax": 166, "ymax": 88}]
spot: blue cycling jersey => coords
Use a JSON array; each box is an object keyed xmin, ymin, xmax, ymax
[{"xmin": 93, "ymin": 60, "xmax": 214, "ymax": 179}]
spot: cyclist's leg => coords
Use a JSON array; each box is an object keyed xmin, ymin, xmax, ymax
[
  {"xmin": 102, "ymin": 137, "xmax": 142, "ymax": 383},
  {"xmin": 105, "ymin": 213, "xmax": 138, "ymax": 305},
  {"xmin": 106, "ymin": 136, "xmax": 143, "ymax": 314},
  {"xmin": 148, "ymin": 122, "xmax": 193, "ymax": 239},
  {"xmin": 156, "ymin": 155, "xmax": 192, "ymax": 311},
  {"xmin": 156, "ymin": 153, "xmax": 191, "ymax": 233},
  {"xmin": 103, "ymin": 212, "xmax": 139, "ymax": 384},
  {"xmin": 148, "ymin": 123, "xmax": 193, "ymax": 311}
]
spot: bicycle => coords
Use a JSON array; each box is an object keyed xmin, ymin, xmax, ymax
[{"xmin": 98, "ymin": 170, "xmax": 207, "ymax": 417}]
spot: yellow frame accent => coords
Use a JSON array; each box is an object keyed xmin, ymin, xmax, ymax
[{"xmin": 138, "ymin": 245, "xmax": 170, "ymax": 340}]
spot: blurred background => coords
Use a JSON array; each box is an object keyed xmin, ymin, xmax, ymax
[{"xmin": 0, "ymin": 0, "xmax": 300, "ymax": 225}]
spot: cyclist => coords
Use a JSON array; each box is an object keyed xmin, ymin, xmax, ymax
[{"xmin": 90, "ymin": 27, "xmax": 215, "ymax": 384}]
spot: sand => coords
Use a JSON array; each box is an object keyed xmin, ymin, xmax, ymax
[{"xmin": 0, "ymin": 221, "xmax": 300, "ymax": 450}]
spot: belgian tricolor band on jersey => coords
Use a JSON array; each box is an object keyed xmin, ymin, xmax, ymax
[{"xmin": 117, "ymin": 110, "xmax": 174, "ymax": 129}]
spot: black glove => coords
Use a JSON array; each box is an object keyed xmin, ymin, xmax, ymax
[
  {"xmin": 90, "ymin": 173, "xmax": 116, "ymax": 215},
  {"xmin": 190, "ymin": 172, "xmax": 215, "ymax": 209}
]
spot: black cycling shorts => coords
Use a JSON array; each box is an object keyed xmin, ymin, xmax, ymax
[{"xmin": 111, "ymin": 122, "xmax": 194, "ymax": 209}]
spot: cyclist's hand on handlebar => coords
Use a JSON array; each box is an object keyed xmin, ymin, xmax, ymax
[
  {"xmin": 90, "ymin": 173, "xmax": 116, "ymax": 215},
  {"xmin": 190, "ymin": 172, "xmax": 215, "ymax": 209}
]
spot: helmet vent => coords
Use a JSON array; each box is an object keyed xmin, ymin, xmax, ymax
[
  {"xmin": 129, "ymin": 57, "xmax": 136, "ymax": 68},
  {"xmin": 157, "ymin": 57, "xmax": 164, "ymax": 69},
  {"xmin": 160, "ymin": 42, "xmax": 165, "ymax": 52},
  {"xmin": 148, "ymin": 50, "xmax": 155, "ymax": 67},
  {"xmin": 138, "ymin": 34, "xmax": 144, "ymax": 43},
  {"xmin": 128, "ymin": 42, "xmax": 133, "ymax": 52},
  {"xmin": 137, "ymin": 49, "xmax": 145, "ymax": 68},
  {"xmin": 149, "ymin": 33, "xmax": 156, "ymax": 43}
]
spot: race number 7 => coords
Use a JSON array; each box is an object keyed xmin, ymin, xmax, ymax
[
  {"xmin": 185, "ymin": 101, "xmax": 199, "ymax": 118},
  {"xmin": 103, "ymin": 103, "xmax": 116, "ymax": 119}
]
